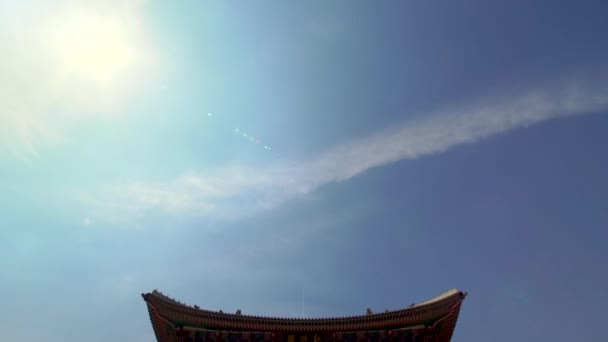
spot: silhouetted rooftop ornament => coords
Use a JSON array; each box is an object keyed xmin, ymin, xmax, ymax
[{"xmin": 366, "ymin": 308, "xmax": 373, "ymax": 315}]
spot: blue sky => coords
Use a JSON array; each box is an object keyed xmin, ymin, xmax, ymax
[{"xmin": 1, "ymin": 1, "xmax": 608, "ymax": 341}]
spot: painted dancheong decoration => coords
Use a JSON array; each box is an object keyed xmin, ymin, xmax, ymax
[{"xmin": 142, "ymin": 289, "xmax": 467, "ymax": 342}]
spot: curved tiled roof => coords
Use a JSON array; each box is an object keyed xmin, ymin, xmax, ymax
[{"xmin": 142, "ymin": 289, "xmax": 467, "ymax": 342}]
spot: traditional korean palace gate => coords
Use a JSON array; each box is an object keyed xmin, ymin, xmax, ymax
[{"xmin": 142, "ymin": 289, "xmax": 466, "ymax": 342}]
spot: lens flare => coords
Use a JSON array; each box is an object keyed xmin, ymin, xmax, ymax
[{"xmin": 209, "ymin": 113, "xmax": 272, "ymax": 151}]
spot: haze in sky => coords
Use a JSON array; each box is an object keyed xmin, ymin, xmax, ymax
[{"xmin": 1, "ymin": 1, "xmax": 607, "ymax": 341}]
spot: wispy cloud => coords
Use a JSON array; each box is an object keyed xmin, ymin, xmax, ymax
[
  {"xmin": 88, "ymin": 80, "xmax": 608, "ymax": 222},
  {"xmin": 306, "ymin": 80, "xmax": 608, "ymax": 186}
]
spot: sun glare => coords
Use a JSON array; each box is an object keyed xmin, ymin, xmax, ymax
[{"xmin": 50, "ymin": 9, "xmax": 135, "ymax": 86}]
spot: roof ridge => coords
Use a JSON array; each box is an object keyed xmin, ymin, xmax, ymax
[{"xmin": 145, "ymin": 288, "xmax": 465, "ymax": 321}]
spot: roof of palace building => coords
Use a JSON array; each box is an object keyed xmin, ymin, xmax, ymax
[{"xmin": 142, "ymin": 289, "xmax": 467, "ymax": 342}]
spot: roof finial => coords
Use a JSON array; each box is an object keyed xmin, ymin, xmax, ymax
[{"xmin": 366, "ymin": 308, "xmax": 373, "ymax": 315}]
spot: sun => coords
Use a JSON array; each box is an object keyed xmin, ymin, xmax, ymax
[{"xmin": 49, "ymin": 8, "xmax": 136, "ymax": 86}]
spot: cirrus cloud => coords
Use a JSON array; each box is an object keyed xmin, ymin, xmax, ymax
[{"xmin": 82, "ymin": 79, "xmax": 608, "ymax": 223}]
